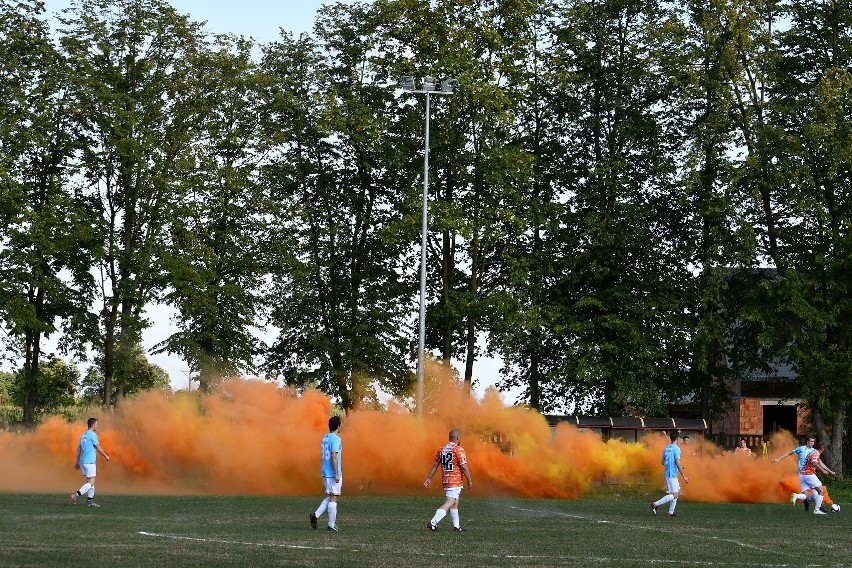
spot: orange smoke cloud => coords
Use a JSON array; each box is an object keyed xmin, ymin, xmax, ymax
[{"xmin": 0, "ymin": 366, "xmax": 820, "ymax": 503}]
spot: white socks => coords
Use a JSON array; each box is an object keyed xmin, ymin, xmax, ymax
[
  {"xmin": 449, "ymin": 508, "xmax": 460, "ymax": 528},
  {"xmin": 654, "ymin": 494, "xmax": 675, "ymax": 507},
  {"xmin": 327, "ymin": 502, "xmax": 337, "ymax": 527},
  {"xmin": 77, "ymin": 483, "xmax": 92, "ymax": 495},
  {"xmin": 430, "ymin": 509, "xmax": 447, "ymax": 526},
  {"xmin": 314, "ymin": 497, "xmax": 338, "ymax": 527},
  {"xmin": 813, "ymin": 492, "xmax": 824, "ymax": 513},
  {"xmin": 314, "ymin": 497, "xmax": 329, "ymax": 519}
]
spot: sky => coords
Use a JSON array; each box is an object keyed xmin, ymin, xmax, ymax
[
  {"xmin": 41, "ymin": 0, "xmax": 357, "ymax": 43},
  {"xmin": 26, "ymin": 0, "xmax": 512, "ymax": 402}
]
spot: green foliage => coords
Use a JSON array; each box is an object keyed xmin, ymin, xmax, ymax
[
  {"xmin": 81, "ymin": 344, "xmax": 171, "ymax": 402},
  {"xmin": 0, "ymin": 371, "xmax": 12, "ymax": 403},
  {"xmin": 58, "ymin": 0, "xmax": 207, "ymax": 406},
  {"xmin": 0, "ymin": 405, "xmax": 23, "ymax": 423},
  {"xmin": 155, "ymin": 34, "xmax": 270, "ymax": 393},
  {"xmin": 261, "ymin": 8, "xmax": 415, "ymax": 410},
  {"xmin": 7, "ymin": 357, "xmax": 79, "ymax": 412},
  {"xmin": 0, "ymin": 0, "xmax": 98, "ymax": 422}
]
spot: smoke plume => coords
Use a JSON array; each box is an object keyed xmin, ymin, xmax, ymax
[{"xmin": 0, "ymin": 369, "xmax": 810, "ymax": 502}]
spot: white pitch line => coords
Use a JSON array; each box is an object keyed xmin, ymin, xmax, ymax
[
  {"xmin": 138, "ymin": 530, "xmax": 842, "ymax": 568},
  {"xmin": 136, "ymin": 531, "xmax": 772, "ymax": 566},
  {"xmin": 137, "ymin": 531, "xmax": 353, "ymax": 552},
  {"xmin": 137, "ymin": 528, "xmax": 844, "ymax": 568},
  {"xmin": 507, "ymin": 506, "xmax": 783, "ymax": 556}
]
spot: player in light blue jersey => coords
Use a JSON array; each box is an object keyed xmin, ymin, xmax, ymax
[
  {"xmin": 650, "ymin": 430, "xmax": 688, "ymax": 517},
  {"xmin": 310, "ymin": 415, "xmax": 342, "ymax": 531},
  {"xmin": 70, "ymin": 417, "xmax": 110, "ymax": 507},
  {"xmin": 772, "ymin": 435, "xmax": 817, "ymax": 511}
]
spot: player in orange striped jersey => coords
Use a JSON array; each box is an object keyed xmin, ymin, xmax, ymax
[
  {"xmin": 790, "ymin": 442, "xmax": 836, "ymax": 514},
  {"xmin": 424, "ymin": 429, "xmax": 473, "ymax": 532}
]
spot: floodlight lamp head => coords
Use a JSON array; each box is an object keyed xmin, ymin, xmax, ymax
[
  {"xmin": 422, "ymin": 76, "xmax": 437, "ymax": 91},
  {"xmin": 440, "ymin": 78, "xmax": 456, "ymax": 93},
  {"xmin": 400, "ymin": 76, "xmax": 415, "ymax": 91}
]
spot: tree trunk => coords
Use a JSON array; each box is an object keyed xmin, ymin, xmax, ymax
[
  {"xmin": 529, "ymin": 338, "xmax": 541, "ymax": 411},
  {"xmin": 101, "ymin": 303, "xmax": 118, "ymax": 408},
  {"xmin": 22, "ymin": 329, "xmax": 41, "ymax": 424},
  {"xmin": 462, "ymin": 231, "xmax": 480, "ymax": 391},
  {"xmin": 829, "ymin": 403, "xmax": 844, "ymax": 479},
  {"xmin": 22, "ymin": 285, "xmax": 45, "ymax": 424}
]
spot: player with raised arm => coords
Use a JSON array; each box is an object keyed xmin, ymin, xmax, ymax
[
  {"xmin": 772, "ymin": 435, "xmax": 816, "ymax": 511},
  {"xmin": 788, "ymin": 442, "xmax": 836, "ymax": 514}
]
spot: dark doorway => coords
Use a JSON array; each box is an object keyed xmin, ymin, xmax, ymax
[{"xmin": 763, "ymin": 404, "xmax": 797, "ymax": 436}]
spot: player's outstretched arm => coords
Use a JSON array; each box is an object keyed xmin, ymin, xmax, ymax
[
  {"xmin": 816, "ymin": 460, "xmax": 836, "ymax": 477},
  {"xmin": 771, "ymin": 451, "xmax": 793, "ymax": 463}
]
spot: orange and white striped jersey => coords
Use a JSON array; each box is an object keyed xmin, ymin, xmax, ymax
[
  {"xmin": 801, "ymin": 452, "xmax": 821, "ymax": 476},
  {"xmin": 434, "ymin": 442, "xmax": 467, "ymax": 488}
]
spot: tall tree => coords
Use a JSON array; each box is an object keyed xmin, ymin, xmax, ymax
[
  {"xmin": 0, "ymin": 0, "xmax": 96, "ymax": 423},
  {"xmin": 262, "ymin": 7, "xmax": 413, "ymax": 411},
  {"xmin": 476, "ymin": 1, "xmax": 570, "ymax": 411},
  {"xmin": 764, "ymin": 0, "xmax": 852, "ymax": 475},
  {"xmin": 545, "ymin": 0, "xmax": 692, "ymax": 415},
  {"xmin": 58, "ymin": 0, "xmax": 206, "ymax": 406},
  {"xmin": 376, "ymin": 0, "xmax": 538, "ymax": 392},
  {"xmin": 155, "ymin": 35, "xmax": 270, "ymax": 392},
  {"xmin": 678, "ymin": 0, "xmax": 754, "ymax": 425}
]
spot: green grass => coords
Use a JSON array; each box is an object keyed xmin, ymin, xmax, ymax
[{"xmin": 1, "ymin": 493, "xmax": 850, "ymax": 567}]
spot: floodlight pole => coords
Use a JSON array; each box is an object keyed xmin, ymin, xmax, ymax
[
  {"xmin": 401, "ymin": 76, "xmax": 454, "ymax": 419},
  {"xmin": 417, "ymin": 90, "xmax": 430, "ymax": 420}
]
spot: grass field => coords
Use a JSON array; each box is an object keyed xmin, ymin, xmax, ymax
[{"xmin": 1, "ymin": 490, "xmax": 850, "ymax": 567}]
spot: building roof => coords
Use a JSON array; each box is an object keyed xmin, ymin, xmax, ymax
[{"xmin": 544, "ymin": 415, "xmax": 707, "ymax": 431}]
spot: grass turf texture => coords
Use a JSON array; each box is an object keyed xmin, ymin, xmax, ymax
[{"xmin": 1, "ymin": 493, "xmax": 850, "ymax": 567}]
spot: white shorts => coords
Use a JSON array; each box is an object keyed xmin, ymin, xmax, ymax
[
  {"xmin": 444, "ymin": 486, "xmax": 462, "ymax": 500},
  {"xmin": 81, "ymin": 464, "xmax": 96, "ymax": 478},
  {"xmin": 665, "ymin": 477, "xmax": 680, "ymax": 494},
  {"xmin": 799, "ymin": 474, "xmax": 822, "ymax": 492},
  {"xmin": 323, "ymin": 477, "xmax": 342, "ymax": 496}
]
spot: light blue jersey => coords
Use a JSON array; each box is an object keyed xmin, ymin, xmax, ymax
[
  {"xmin": 79, "ymin": 430, "xmax": 99, "ymax": 464},
  {"xmin": 662, "ymin": 443, "xmax": 681, "ymax": 479},
  {"xmin": 793, "ymin": 445, "xmax": 815, "ymax": 473},
  {"xmin": 320, "ymin": 432, "xmax": 342, "ymax": 478}
]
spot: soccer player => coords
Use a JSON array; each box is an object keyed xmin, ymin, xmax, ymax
[
  {"xmin": 424, "ymin": 428, "xmax": 472, "ymax": 532},
  {"xmin": 771, "ymin": 435, "xmax": 816, "ymax": 511},
  {"xmin": 650, "ymin": 430, "xmax": 688, "ymax": 517},
  {"xmin": 771, "ymin": 435, "xmax": 815, "ymax": 469},
  {"xmin": 70, "ymin": 417, "xmax": 110, "ymax": 507},
  {"xmin": 788, "ymin": 442, "xmax": 836, "ymax": 514},
  {"xmin": 309, "ymin": 416, "xmax": 342, "ymax": 531}
]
